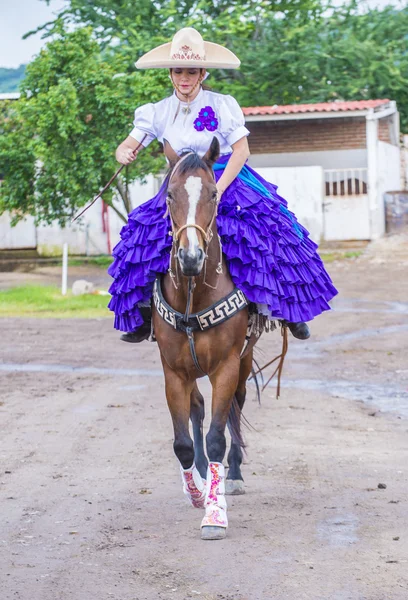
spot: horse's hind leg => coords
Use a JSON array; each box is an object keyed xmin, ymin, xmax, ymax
[
  {"xmin": 190, "ymin": 383, "xmax": 208, "ymax": 479},
  {"xmin": 226, "ymin": 350, "xmax": 253, "ymax": 496}
]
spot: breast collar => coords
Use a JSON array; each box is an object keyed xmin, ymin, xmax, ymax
[{"xmin": 153, "ymin": 277, "xmax": 248, "ymax": 333}]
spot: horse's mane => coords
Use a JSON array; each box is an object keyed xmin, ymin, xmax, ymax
[
  {"xmin": 166, "ymin": 151, "xmax": 212, "ymax": 180},
  {"xmin": 179, "ymin": 152, "xmax": 212, "ymax": 176}
]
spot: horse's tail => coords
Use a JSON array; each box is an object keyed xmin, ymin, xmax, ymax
[{"xmin": 227, "ymin": 395, "xmax": 247, "ymax": 450}]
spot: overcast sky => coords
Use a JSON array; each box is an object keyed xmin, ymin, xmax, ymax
[
  {"xmin": 0, "ymin": 0, "xmax": 66, "ymax": 68},
  {"xmin": 0, "ymin": 0, "xmax": 404, "ymax": 69}
]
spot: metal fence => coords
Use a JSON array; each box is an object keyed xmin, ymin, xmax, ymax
[{"xmin": 325, "ymin": 168, "xmax": 368, "ymax": 196}]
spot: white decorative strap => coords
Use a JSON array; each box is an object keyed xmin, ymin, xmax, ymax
[
  {"xmin": 153, "ymin": 277, "xmax": 248, "ymax": 332},
  {"xmin": 201, "ymin": 462, "xmax": 228, "ymax": 529},
  {"xmin": 180, "ymin": 464, "xmax": 206, "ymax": 509}
]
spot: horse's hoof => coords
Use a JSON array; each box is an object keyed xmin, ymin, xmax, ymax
[
  {"xmin": 201, "ymin": 526, "xmax": 227, "ymax": 541},
  {"xmin": 225, "ymin": 479, "xmax": 245, "ymax": 495}
]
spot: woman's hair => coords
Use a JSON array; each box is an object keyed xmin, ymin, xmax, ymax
[{"xmin": 200, "ymin": 69, "xmax": 212, "ymax": 91}]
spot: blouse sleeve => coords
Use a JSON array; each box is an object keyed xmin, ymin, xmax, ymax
[
  {"xmin": 218, "ymin": 95, "xmax": 250, "ymax": 147},
  {"xmin": 129, "ymin": 103, "xmax": 157, "ymax": 147}
]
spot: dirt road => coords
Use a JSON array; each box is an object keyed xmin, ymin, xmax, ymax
[{"xmin": 1, "ymin": 236, "xmax": 408, "ymax": 600}]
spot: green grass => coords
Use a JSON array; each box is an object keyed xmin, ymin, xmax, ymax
[
  {"xmin": 0, "ymin": 285, "xmax": 111, "ymax": 319},
  {"xmin": 321, "ymin": 251, "xmax": 363, "ymax": 263},
  {"xmin": 67, "ymin": 256, "xmax": 114, "ymax": 268}
]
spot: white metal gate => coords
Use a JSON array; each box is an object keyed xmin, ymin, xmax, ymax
[
  {"xmin": 257, "ymin": 166, "xmax": 324, "ymax": 243},
  {"xmin": 323, "ymin": 168, "xmax": 370, "ymax": 241}
]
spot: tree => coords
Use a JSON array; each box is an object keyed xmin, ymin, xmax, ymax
[
  {"xmin": 0, "ymin": 27, "xmax": 168, "ymax": 226},
  {"xmin": 2, "ymin": 0, "xmax": 407, "ymax": 228},
  {"xmin": 33, "ymin": 0, "xmax": 408, "ymax": 129},
  {"xmin": 219, "ymin": 4, "xmax": 408, "ymax": 130}
]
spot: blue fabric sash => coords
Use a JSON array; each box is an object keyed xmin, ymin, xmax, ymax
[
  {"xmin": 213, "ymin": 161, "xmax": 272, "ymax": 199},
  {"xmin": 213, "ymin": 160, "xmax": 304, "ymax": 240}
]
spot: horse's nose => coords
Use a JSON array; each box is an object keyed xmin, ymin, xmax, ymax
[
  {"xmin": 178, "ymin": 247, "xmax": 204, "ymax": 261},
  {"xmin": 177, "ymin": 247, "xmax": 205, "ymax": 275}
]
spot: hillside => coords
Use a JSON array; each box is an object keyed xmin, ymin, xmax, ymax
[{"xmin": 0, "ymin": 65, "xmax": 26, "ymax": 92}]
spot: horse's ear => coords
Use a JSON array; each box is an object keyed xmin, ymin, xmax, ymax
[
  {"xmin": 202, "ymin": 137, "xmax": 220, "ymax": 167},
  {"xmin": 163, "ymin": 138, "xmax": 180, "ymax": 169}
]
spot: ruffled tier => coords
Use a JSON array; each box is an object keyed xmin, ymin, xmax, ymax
[
  {"xmin": 108, "ymin": 158, "xmax": 338, "ymax": 331},
  {"xmin": 108, "ymin": 187, "xmax": 172, "ymax": 331}
]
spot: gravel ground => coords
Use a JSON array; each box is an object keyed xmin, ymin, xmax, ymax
[{"xmin": 1, "ymin": 234, "xmax": 408, "ymax": 600}]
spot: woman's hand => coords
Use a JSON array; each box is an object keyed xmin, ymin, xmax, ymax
[
  {"xmin": 115, "ymin": 136, "xmax": 142, "ymax": 165},
  {"xmin": 116, "ymin": 147, "xmax": 138, "ymax": 165},
  {"xmin": 216, "ymin": 184, "xmax": 224, "ymax": 202}
]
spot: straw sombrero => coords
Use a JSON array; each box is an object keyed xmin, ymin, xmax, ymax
[{"xmin": 135, "ymin": 27, "xmax": 240, "ymax": 70}]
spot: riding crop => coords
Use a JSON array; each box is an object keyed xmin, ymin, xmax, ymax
[{"xmin": 71, "ymin": 134, "xmax": 147, "ymax": 223}]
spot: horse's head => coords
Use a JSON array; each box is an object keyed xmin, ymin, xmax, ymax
[{"xmin": 164, "ymin": 137, "xmax": 220, "ymax": 277}]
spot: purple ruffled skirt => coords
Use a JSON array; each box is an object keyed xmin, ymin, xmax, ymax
[{"xmin": 108, "ymin": 156, "xmax": 338, "ymax": 332}]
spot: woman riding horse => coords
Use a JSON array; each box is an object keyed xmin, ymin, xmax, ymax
[
  {"xmin": 108, "ymin": 27, "xmax": 338, "ymax": 343},
  {"xmin": 108, "ymin": 27, "xmax": 338, "ymax": 540}
]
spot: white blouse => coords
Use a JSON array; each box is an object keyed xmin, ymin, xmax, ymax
[{"xmin": 129, "ymin": 88, "xmax": 250, "ymax": 156}]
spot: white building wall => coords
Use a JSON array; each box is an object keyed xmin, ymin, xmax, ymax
[
  {"xmin": 0, "ymin": 175, "xmax": 158, "ymax": 255},
  {"xmin": 0, "ymin": 213, "xmax": 36, "ymax": 249},
  {"xmin": 256, "ymin": 166, "xmax": 324, "ymax": 243},
  {"xmin": 249, "ymin": 149, "xmax": 367, "ymax": 170},
  {"xmin": 0, "ymin": 139, "xmax": 401, "ymax": 251}
]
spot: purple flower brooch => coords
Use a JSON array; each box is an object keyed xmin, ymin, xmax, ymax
[{"xmin": 194, "ymin": 106, "xmax": 218, "ymax": 132}]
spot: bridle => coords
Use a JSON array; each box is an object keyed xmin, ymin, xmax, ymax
[
  {"xmin": 160, "ymin": 150, "xmax": 287, "ymax": 389},
  {"xmin": 165, "ymin": 152, "xmax": 223, "ymax": 291},
  {"xmin": 163, "ymin": 151, "xmax": 224, "ymax": 375}
]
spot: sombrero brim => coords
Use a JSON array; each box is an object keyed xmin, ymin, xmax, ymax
[{"xmin": 135, "ymin": 41, "xmax": 240, "ymax": 70}]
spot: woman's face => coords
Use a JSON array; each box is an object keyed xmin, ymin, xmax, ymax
[{"xmin": 171, "ymin": 68, "xmax": 205, "ymax": 96}]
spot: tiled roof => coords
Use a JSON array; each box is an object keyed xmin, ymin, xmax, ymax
[{"xmin": 242, "ymin": 99, "xmax": 390, "ymax": 116}]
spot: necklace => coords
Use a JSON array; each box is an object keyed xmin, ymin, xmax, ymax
[{"xmin": 171, "ymin": 75, "xmax": 202, "ymax": 124}]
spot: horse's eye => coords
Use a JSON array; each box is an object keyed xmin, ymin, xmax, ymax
[
  {"xmin": 167, "ymin": 193, "xmax": 173, "ymax": 202},
  {"xmin": 211, "ymin": 192, "xmax": 218, "ymax": 202}
]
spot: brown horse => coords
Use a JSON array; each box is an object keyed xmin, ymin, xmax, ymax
[{"xmin": 152, "ymin": 137, "xmax": 263, "ymax": 540}]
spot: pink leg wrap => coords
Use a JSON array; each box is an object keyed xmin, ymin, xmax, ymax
[
  {"xmin": 201, "ymin": 462, "xmax": 228, "ymax": 529},
  {"xmin": 180, "ymin": 464, "xmax": 206, "ymax": 509}
]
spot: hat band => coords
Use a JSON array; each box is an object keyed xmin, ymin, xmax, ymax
[{"xmin": 171, "ymin": 44, "xmax": 205, "ymax": 61}]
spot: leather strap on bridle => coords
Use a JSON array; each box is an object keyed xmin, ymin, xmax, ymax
[
  {"xmin": 166, "ymin": 152, "xmax": 218, "ymax": 247},
  {"xmin": 168, "ymin": 151, "xmax": 195, "ymax": 183},
  {"xmin": 164, "ymin": 153, "xmax": 222, "ymax": 375},
  {"xmin": 173, "ymin": 222, "xmax": 210, "ymax": 243}
]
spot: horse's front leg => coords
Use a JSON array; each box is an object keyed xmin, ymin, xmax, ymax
[
  {"xmin": 162, "ymin": 361, "xmax": 206, "ymax": 509},
  {"xmin": 201, "ymin": 358, "xmax": 240, "ymax": 540},
  {"xmin": 190, "ymin": 383, "xmax": 208, "ymax": 479}
]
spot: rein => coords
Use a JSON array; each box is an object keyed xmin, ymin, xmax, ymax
[
  {"xmin": 185, "ymin": 278, "xmax": 205, "ymax": 375},
  {"xmin": 250, "ymin": 325, "xmax": 289, "ymax": 399}
]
